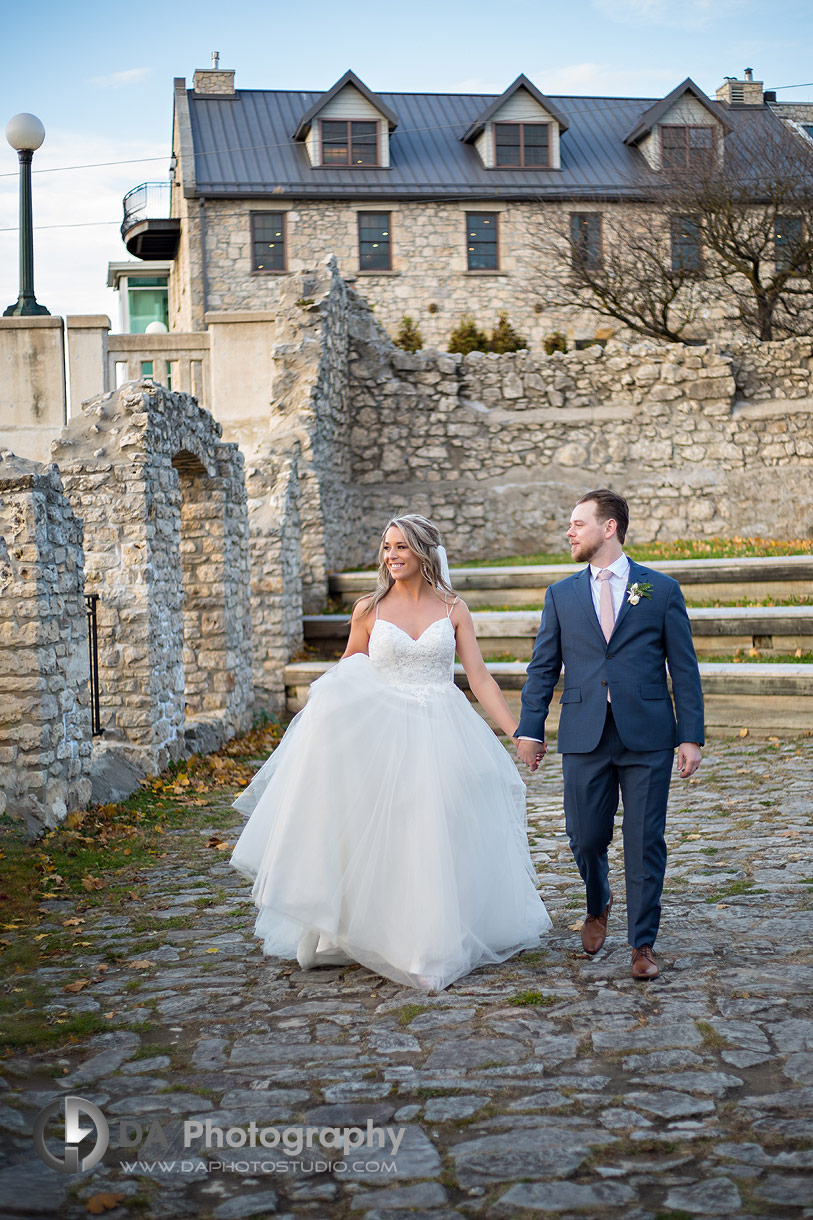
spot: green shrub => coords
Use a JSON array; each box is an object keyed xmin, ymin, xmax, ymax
[
  {"xmin": 543, "ymin": 330, "xmax": 568, "ymax": 355},
  {"xmin": 393, "ymin": 315, "xmax": 424, "ymax": 352},
  {"xmin": 448, "ymin": 316, "xmax": 490, "ymax": 355},
  {"xmin": 490, "ymin": 311, "xmax": 527, "ymax": 353}
]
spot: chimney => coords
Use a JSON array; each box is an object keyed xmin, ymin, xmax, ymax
[
  {"xmin": 193, "ymin": 55, "xmax": 235, "ymax": 96},
  {"xmin": 715, "ymin": 68, "xmax": 764, "ymax": 106}
]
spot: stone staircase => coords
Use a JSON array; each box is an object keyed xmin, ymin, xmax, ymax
[{"xmin": 285, "ymin": 557, "xmax": 813, "ymax": 737}]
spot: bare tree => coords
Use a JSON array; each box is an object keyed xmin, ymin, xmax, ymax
[
  {"xmin": 671, "ymin": 115, "xmax": 813, "ymax": 340},
  {"xmin": 531, "ymin": 112, "xmax": 813, "ymax": 344},
  {"xmin": 530, "ymin": 204, "xmax": 705, "ymax": 343}
]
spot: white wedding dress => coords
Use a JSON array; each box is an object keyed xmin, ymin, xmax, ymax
[{"xmin": 229, "ymin": 601, "xmax": 551, "ymax": 990}]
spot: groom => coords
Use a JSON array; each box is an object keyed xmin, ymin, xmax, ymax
[{"xmin": 515, "ymin": 490, "xmax": 704, "ymax": 979}]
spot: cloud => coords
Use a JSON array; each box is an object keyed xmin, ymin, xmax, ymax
[
  {"xmin": 591, "ymin": 0, "xmax": 742, "ymax": 27},
  {"xmin": 90, "ymin": 67, "xmax": 153, "ymax": 89}
]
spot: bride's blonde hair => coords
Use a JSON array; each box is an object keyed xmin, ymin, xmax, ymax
[{"xmin": 356, "ymin": 514, "xmax": 454, "ymax": 615}]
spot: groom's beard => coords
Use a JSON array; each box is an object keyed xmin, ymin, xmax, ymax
[{"xmin": 570, "ymin": 539, "xmax": 602, "ymax": 564}]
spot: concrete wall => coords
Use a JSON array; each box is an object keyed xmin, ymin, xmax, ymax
[{"xmin": 0, "ymin": 317, "xmax": 67, "ymax": 463}]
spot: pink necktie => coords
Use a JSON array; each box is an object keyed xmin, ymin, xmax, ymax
[
  {"xmin": 597, "ymin": 569, "xmax": 614, "ymax": 702},
  {"xmin": 597, "ymin": 569, "xmax": 615, "ymax": 641}
]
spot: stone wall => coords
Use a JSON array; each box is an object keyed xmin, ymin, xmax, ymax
[
  {"xmin": 0, "ymin": 452, "xmax": 91, "ymax": 836},
  {"xmin": 341, "ymin": 324, "xmax": 813, "ymax": 559},
  {"xmin": 261, "ymin": 260, "xmax": 361, "ymax": 612},
  {"xmin": 244, "ymin": 450, "xmax": 304, "ymax": 711},
  {"xmin": 50, "ymin": 380, "xmax": 253, "ymax": 778},
  {"xmin": 175, "ymin": 198, "xmax": 704, "ymax": 348}
]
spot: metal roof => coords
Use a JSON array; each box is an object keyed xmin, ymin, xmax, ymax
[{"xmin": 185, "ymin": 85, "xmax": 778, "ymax": 202}]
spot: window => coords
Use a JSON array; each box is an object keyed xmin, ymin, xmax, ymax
[
  {"xmin": 252, "ymin": 212, "xmax": 286, "ymax": 272},
  {"xmin": 321, "ymin": 120, "xmax": 378, "ymax": 166},
  {"xmin": 661, "ymin": 125, "xmax": 715, "ymax": 170},
  {"xmin": 775, "ymin": 215, "xmax": 804, "ymax": 272},
  {"xmin": 671, "ymin": 215, "xmax": 703, "ymax": 272},
  {"xmin": 466, "ymin": 212, "xmax": 499, "ymax": 270},
  {"xmin": 570, "ymin": 213, "xmax": 603, "ymax": 270},
  {"xmin": 358, "ymin": 212, "xmax": 391, "ymax": 270},
  {"xmin": 494, "ymin": 122, "xmax": 550, "ymax": 168},
  {"xmin": 126, "ymin": 276, "xmax": 169, "ymax": 334}
]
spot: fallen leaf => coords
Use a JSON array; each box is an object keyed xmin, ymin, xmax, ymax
[
  {"xmin": 128, "ymin": 959, "xmax": 155, "ymax": 969},
  {"xmin": 81, "ymin": 875, "xmax": 104, "ymax": 891},
  {"xmin": 63, "ymin": 979, "xmax": 91, "ymax": 993},
  {"xmin": 568, "ymin": 921, "xmax": 584, "ymax": 932},
  {"xmin": 62, "ymin": 917, "xmax": 84, "ymax": 927},
  {"xmin": 738, "ymin": 728, "xmax": 749, "ymax": 738},
  {"xmin": 85, "ymin": 1191, "xmax": 126, "ymax": 1214},
  {"xmin": 206, "ymin": 947, "xmax": 219, "ymax": 954}
]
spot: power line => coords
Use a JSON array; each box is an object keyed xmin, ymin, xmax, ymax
[{"xmin": 0, "ymin": 220, "xmax": 121, "ymax": 233}]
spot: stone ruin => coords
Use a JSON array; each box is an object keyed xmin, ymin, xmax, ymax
[
  {"xmin": 1, "ymin": 381, "xmax": 254, "ymax": 834},
  {"xmin": 0, "ymin": 452, "xmax": 91, "ymax": 834}
]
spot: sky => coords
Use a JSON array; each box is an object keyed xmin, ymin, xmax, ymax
[{"xmin": 1, "ymin": 0, "xmax": 812, "ymax": 324}]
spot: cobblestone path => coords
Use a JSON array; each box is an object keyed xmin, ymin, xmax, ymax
[{"xmin": 2, "ymin": 736, "xmax": 812, "ymax": 1219}]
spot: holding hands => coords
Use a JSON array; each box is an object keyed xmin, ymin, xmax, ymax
[{"xmin": 516, "ymin": 738, "xmax": 547, "ymax": 771}]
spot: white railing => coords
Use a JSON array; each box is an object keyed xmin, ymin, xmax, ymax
[{"xmin": 107, "ymin": 333, "xmax": 211, "ymax": 406}]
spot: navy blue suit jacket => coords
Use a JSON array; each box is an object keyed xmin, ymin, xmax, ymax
[{"xmin": 516, "ymin": 560, "xmax": 705, "ymax": 753}]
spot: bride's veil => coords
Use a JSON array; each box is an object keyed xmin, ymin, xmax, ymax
[{"xmin": 437, "ymin": 544, "xmax": 456, "ymax": 680}]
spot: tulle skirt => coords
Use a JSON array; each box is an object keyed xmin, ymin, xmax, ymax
[{"xmin": 229, "ymin": 654, "xmax": 551, "ymax": 990}]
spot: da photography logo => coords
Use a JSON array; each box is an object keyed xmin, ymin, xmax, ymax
[{"xmin": 33, "ymin": 1095, "xmax": 109, "ymax": 1174}]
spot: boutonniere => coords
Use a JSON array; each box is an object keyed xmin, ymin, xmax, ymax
[{"xmin": 626, "ymin": 581, "xmax": 653, "ymax": 606}]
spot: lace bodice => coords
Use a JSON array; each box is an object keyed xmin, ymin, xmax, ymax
[{"xmin": 368, "ymin": 617, "xmax": 456, "ymax": 703}]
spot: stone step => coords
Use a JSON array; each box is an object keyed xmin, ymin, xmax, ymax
[
  {"xmin": 304, "ymin": 605, "xmax": 813, "ymax": 659},
  {"xmin": 284, "ymin": 660, "xmax": 813, "ymax": 737},
  {"xmin": 329, "ymin": 555, "xmax": 813, "ymax": 608}
]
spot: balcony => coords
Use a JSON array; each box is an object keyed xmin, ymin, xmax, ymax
[{"xmin": 121, "ymin": 182, "xmax": 180, "ymax": 260}]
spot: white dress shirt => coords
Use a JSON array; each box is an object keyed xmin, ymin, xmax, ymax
[
  {"xmin": 589, "ymin": 553, "xmax": 630, "ymax": 626},
  {"xmin": 518, "ymin": 552, "xmax": 630, "ymax": 743}
]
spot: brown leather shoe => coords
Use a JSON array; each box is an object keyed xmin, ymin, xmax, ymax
[
  {"xmin": 631, "ymin": 945, "xmax": 659, "ymax": 980},
  {"xmin": 581, "ymin": 892, "xmax": 613, "ymax": 954}
]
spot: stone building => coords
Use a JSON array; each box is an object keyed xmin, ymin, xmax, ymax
[{"xmin": 118, "ymin": 62, "xmax": 813, "ymax": 348}]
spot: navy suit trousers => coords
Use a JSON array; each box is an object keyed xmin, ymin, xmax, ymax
[{"xmin": 562, "ymin": 704, "xmax": 674, "ymax": 948}]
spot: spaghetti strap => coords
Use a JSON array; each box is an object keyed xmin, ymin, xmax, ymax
[
  {"xmin": 446, "ymin": 596, "xmax": 459, "ymax": 618},
  {"xmin": 375, "ymin": 601, "xmax": 380, "ymax": 620}
]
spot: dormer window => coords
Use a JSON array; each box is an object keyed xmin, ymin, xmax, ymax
[
  {"xmin": 494, "ymin": 122, "xmax": 551, "ymax": 168},
  {"xmin": 661, "ymin": 125, "xmax": 716, "ymax": 170},
  {"xmin": 624, "ymin": 80, "xmax": 730, "ymax": 173},
  {"xmin": 321, "ymin": 120, "xmax": 379, "ymax": 166},
  {"xmin": 461, "ymin": 75, "xmax": 568, "ymax": 171}
]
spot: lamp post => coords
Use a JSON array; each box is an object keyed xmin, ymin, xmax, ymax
[{"xmin": 3, "ymin": 112, "xmax": 49, "ymax": 317}]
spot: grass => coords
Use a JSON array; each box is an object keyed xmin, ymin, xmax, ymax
[
  {"xmin": 459, "ymin": 537, "xmax": 813, "ymax": 567},
  {"xmin": 703, "ymin": 650, "xmax": 813, "ymax": 664},
  {"xmin": 696, "ymin": 1020, "xmax": 734, "ymax": 1050},
  {"xmin": 396, "ymin": 1003, "xmax": 428, "ymax": 1026},
  {"xmin": 508, "ymin": 990, "xmax": 559, "ymax": 1007},
  {"xmin": 705, "ymin": 880, "xmax": 768, "ymax": 903},
  {"xmin": 0, "ymin": 719, "xmax": 284, "ymax": 1053}
]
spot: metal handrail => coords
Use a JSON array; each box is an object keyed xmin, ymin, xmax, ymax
[
  {"xmin": 85, "ymin": 594, "xmax": 103, "ymax": 736},
  {"xmin": 121, "ymin": 181, "xmax": 171, "ymax": 237}
]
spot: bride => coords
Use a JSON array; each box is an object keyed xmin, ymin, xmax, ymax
[{"xmin": 229, "ymin": 514, "xmax": 551, "ymax": 990}]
